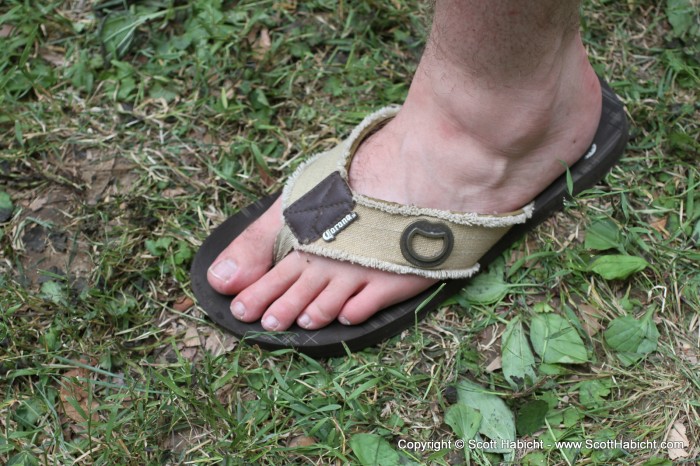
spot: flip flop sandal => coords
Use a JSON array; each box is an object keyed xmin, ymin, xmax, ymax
[{"xmin": 191, "ymin": 78, "xmax": 629, "ymax": 357}]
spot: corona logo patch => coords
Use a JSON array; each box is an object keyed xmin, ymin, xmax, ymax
[{"xmin": 322, "ymin": 212, "xmax": 358, "ymax": 242}]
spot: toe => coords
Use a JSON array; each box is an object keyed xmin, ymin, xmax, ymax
[
  {"xmin": 208, "ymin": 194, "xmax": 438, "ymax": 333},
  {"xmin": 296, "ymin": 279, "xmax": 364, "ymax": 330},
  {"xmin": 261, "ymin": 265, "xmax": 330, "ymax": 331},
  {"xmin": 229, "ymin": 255, "xmax": 302, "ymax": 323},
  {"xmin": 337, "ymin": 273, "xmax": 434, "ymax": 325},
  {"xmin": 207, "ymin": 197, "xmax": 283, "ymax": 295}
]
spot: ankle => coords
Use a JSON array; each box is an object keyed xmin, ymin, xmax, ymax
[
  {"xmin": 349, "ymin": 40, "xmax": 603, "ymax": 215},
  {"xmin": 406, "ymin": 40, "xmax": 600, "ymax": 159}
]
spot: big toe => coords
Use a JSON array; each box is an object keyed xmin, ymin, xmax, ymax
[{"xmin": 207, "ymin": 197, "xmax": 283, "ymax": 294}]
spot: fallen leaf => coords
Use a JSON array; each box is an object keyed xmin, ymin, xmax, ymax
[
  {"xmin": 584, "ymin": 219, "xmax": 623, "ymax": 251},
  {"xmin": 588, "ymin": 254, "xmax": 649, "ymax": 280},
  {"xmin": 455, "ymin": 380, "xmax": 516, "ymax": 460},
  {"xmin": 183, "ymin": 327, "xmax": 200, "ymax": 348},
  {"xmin": 679, "ymin": 342, "xmax": 698, "ymax": 364},
  {"xmin": 173, "ymin": 296, "xmax": 194, "ymax": 312},
  {"xmin": 28, "ymin": 195, "xmax": 50, "ymax": 211},
  {"xmin": 221, "ymin": 334, "xmax": 238, "ymax": 352},
  {"xmin": 530, "ymin": 314, "xmax": 589, "ymax": 364},
  {"xmin": 577, "ymin": 304, "xmax": 602, "ymax": 337},
  {"xmin": 485, "ymin": 355, "xmax": 502, "ymax": 373},
  {"xmin": 39, "ymin": 48, "xmax": 66, "ymax": 67},
  {"xmin": 478, "ymin": 323, "xmax": 502, "ymax": 373},
  {"xmin": 257, "ymin": 164, "xmax": 276, "ymax": 188},
  {"xmin": 180, "ymin": 347, "xmax": 198, "ymax": 361},
  {"xmin": 0, "ymin": 25, "xmax": 14, "ymax": 38},
  {"xmin": 162, "ymin": 187, "xmax": 187, "ymax": 199},
  {"xmin": 445, "ymin": 403, "xmax": 482, "ymax": 441},
  {"xmin": 603, "ymin": 308, "xmax": 659, "ymax": 366},
  {"xmin": 477, "ymin": 323, "xmax": 503, "ymax": 349},
  {"xmin": 667, "ymin": 422, "xmax": 689, "ymax": 460},
  {"xmin": 649, "ymin": 216, "xmax": 669, "ymax": 237},
  {"xmin": 80, "ymin": 156, "xmax": 116, "ymax": 205},
  {"xmin": 216, "ymin": 383, "xmax": 234, "ymax": 404},
  {"xmin": 252, "ymin": 27, "xmax": 271, "ymax": 60},
  {"xmin": 288, "ymin": 436, "xmax": 317, "ymax": 447},
  {"xmin": 60, "ymin": 366, "xmax": 100, "ymax": 424},
  {"xmin": 204, "ymin": 333, "xmax": 226, "ymax": 356},
  {"xmin": 350, "ymin": 433, "xmax": 400, "ymax": 466},
  {"xmin": 501, "ymin": 316, "xmax": 537, "ymax": 389}
]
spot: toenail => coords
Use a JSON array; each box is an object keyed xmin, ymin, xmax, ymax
[
  {"xmin": 209, "ymin": 259, "xmax": 237, "ymax": 282},
  {"xmin": 231, "ymin": 301, "xmax": 246, "ymax": 319},
  {"xmin": 338, "ymin": 316, "xmax": 351, "ymax": 325},
  {"xmin": 262, "ymin": 315, "xmax": 279, "ymax": 331},
  {"xmin": 298, "ymin": 314, "xmax": 312, "ymax": 329}
]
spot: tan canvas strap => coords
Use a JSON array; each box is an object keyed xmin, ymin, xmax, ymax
[{"xmin": 274, "ymin": 106, "xmax": 533, "ymax": 279}]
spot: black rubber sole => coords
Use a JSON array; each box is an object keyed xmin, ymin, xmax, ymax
[{"xmin": 190, "ymin": 79, "xmax": 629, "ymax": 358}]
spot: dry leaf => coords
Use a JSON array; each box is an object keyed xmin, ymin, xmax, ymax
[
  {"xmin": 507, "ymin": 246, "xmax": 527, "ymax": 268},
  {"xmin": 221, "ymin": 334, "xmax": 238, "ymax": 353},
  {"xmin": 477, "ymin": 323, "xmax": 502, "ymax": 349},
  {"xmin": 216, "ymin": 383, "xmax": 234, "ymax": 405},
  {"xmin": 649, "ymin": 216, "xmax": 669, "ymax": 238},
  {"xmin": 39, "ymin": 48, "xmax": 66, "ymax": 67},
  {"xmin": 60, "ymin": 366, "xmax": 100, "ymax": 424},
  {"xmin": 183, "ymin": 327, "xmax": 201, "ymax": 348},
  {"xmin": 257, "ymin": 164, "xmax": 276, "ymax": 188},
  {"xmin": 28, "ymin": 195, "xmax": 50, "ymax": 211},
  {"xmin": 202, "ymin": 132, "xmax": 214, "ymax": 145},
  {"xmin": 477, "ymin": 324, "xmax": 502, "ymax": 373},
  {"xmin": 288, "ymin": 436, "xmax": 317, "ymax": 448},
  {"xmin": 162, "ymin": 187, "xmax": 187, "ymax": 199},
  {"xmin": 679, "ymin": 342, "xmax": 698, "ymax": 364},
  {"xmin": 507, "ymin": 237, "xmax": 540, "ymax": 268},
  {"xmin": 252, "ymin": 28, "xmax": 271, "ymax": 60},
  {"xmin": 204, "ymin": 333, "xmax": 226, "ymax": 356},
  {"xmin": 0, "ymin": 25, "xmax": 14, "ymax": 38},
  {"xmin": 173, "ymin": 296, "xmax": 194, "ymax": 312},
  {"xmin": 81, "ymin": 157, "xmax": 116, "ymax": 205},
  {"xmin": 62, "ymin": 369, "xmax": 88, "ymax": 399},
  {"xmin": 275, "ymin": 1, "xmax": 297, "ymax": 12},
  {"xmin": 485, "ymin": 355, "xmax": 502, "ymax": 373},
  {"xmin": 667, "ymin": 422, "xmax": 689, "ymax": 459},
  {"xmin": 578, "ymin": 304, "xmax": 602, "ymax": 337},
  {"xmin": 180, "ymin": 347, "xmax": 198, "ymax": 361}
]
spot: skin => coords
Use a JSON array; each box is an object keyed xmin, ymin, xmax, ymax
[{"xmin": 207, "ymin": 0, "xmax": 601, "ymax": 332}]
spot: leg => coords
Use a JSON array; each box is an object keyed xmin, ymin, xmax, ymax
[
  {"xmin": 207, "ymin": 0, "xmax": 600, "ymax": 331},
  {"xmin": 351, "ymin": 0, "xmax": 600, "ymax": 213}
]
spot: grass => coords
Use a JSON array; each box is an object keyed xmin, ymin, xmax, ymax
[{"xmin": 1, "ymin": 0, "xmax": 699, "ymax": 464}]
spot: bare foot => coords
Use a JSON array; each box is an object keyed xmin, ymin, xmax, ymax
[{"xmin": 206, "ymin": 35, "xmax": 601, "ymax": 332}]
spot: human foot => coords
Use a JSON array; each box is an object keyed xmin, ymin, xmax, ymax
[
  {"xmin": 206, "ymin": 195, "xmax": 437, "ymax": 331},
  {"xmin": 205, "ymin": 38, "xmax": 603, "ymax": 333}
]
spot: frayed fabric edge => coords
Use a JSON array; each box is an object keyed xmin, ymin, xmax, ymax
[
  {"xmin": 355, "ymin": 195, "xmax": 535, "ymax": 227},
  {"xmin": 336, "ymin": 105, "xmax": 401, "ymax": 178},
  {"xmin": 280, "ymin": 105, "xmax": 401, "ymax": 224}
]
